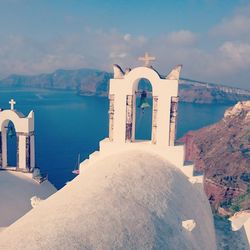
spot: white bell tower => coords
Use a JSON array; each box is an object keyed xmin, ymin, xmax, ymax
[
  {"xmin": 0, "ymin": 100, "xmax": 35, "ymax": 172},
  {"xmin": 80, "ymin": 58, "xmax": 203, "ymax": 184},
  {"xmin": 98, "ymin": 58, "xmax": 186, "ymax": 167},
  {"xmin": 106, "ymin": 63, "xmax": 181, "ymax": 147}
]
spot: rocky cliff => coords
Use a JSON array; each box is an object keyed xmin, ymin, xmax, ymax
[
  {"xmin": 181, "ymin": 101, "xmax": 250, "ymax": 213},
  {"xmin": 0, "ymin": 68, "xmax": 250, "ymax": 104}
]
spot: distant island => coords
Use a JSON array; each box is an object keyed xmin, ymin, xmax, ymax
[{"xmin": 0, "ymin": 68, "xmax": 250, "ymax": 104}]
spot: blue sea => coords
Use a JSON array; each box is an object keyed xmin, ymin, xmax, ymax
[{"xmin": 0, "ymin": 88, "xmax": 231, "ymax": 189}]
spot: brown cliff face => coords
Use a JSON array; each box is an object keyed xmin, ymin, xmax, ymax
[{"xmin": 181, "ymin": 101, "xmax": 250, "ymax": 212}]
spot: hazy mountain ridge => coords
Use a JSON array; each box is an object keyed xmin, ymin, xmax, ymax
[
  {"xmin": 181, "ymin": 101, "xmax": 250, "ymax": 214},
  {"xmin": 0, "ymin": 68, "xmax": 250, "ymax": 103},
  {"xmin": 0, "ymin": 69, "xmax": 112, "ymax": 96},
  {"xmin": 179, "ymin": 78, "xmax": 250, "ymax": 104}
]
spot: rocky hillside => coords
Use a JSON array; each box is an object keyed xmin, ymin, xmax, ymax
[
  {"xmin": 0, "ymin": 69, "xmax": 112, "ymax": 96},
  {"xmin": 0, "ymin": 68, "xmax": 250, "ymax": 104},
  {"xmin": 181, "ymin": 101, "xmax": 250, "ymax": 214},
  {"xmin": 179, "ymin": 78, "xmax": 250, "ymax": 104}
]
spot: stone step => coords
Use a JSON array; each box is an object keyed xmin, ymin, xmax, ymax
[
  {"xmin": 79, "ymin": 159, "xmax": 89, "ymax": 172},
  {"xmin": 188, "ymin": 175, "xmax": 203, "ymax": 184},
  {"xmin": 89, "ymin": 151, "xmax": 100, "ymax": 160},
  {"xmin": 181, "ymin": 164, "xmax": 194, "ymax": 178},
  {"xmin": 182, "ymin": 161, "xmax": 204, "ymax": 183}
]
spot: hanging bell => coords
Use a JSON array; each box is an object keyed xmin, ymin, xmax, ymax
[
  {"xmin": 138, "ymin": 90, "xmax": 150, "ymax": 109},
  {"xmin": 7, "ymin": 125, "xmax": 15, "ymax": 138}
]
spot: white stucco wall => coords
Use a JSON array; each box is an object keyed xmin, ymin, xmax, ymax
[{"xmin": 0, "ymin": 110, "xmax": 34, "ymax": 133}]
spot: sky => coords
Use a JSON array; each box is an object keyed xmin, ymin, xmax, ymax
[{"xmin": 0, "ymin": 0, "xmax": 250, "ymax": 89}]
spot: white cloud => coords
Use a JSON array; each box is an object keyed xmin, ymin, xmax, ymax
[
  {"xmin": 166, "ymin": 30, "xmax": 197, "ymax": 46},
  {"xmin": 123, "ymin": 33, "xmax": 131, "ymax": 42},
  {"xmin": 219, "ymin": 41, "xmax": 250, "ymax": 69},
  {"xmin": 109, "ymin": 52, "xmax": 127, "ymax": 59},
  {"xmin": 212, "ymin": 15, "xmax": 250, "ymax": 38},
  {"xmin": 211, "ymin": 4, "xmax": 250, "ymax": 40},
  {"xmin": 0, "ymin": 21, "xmax": 250, "ymax": 90},
  {"xmin": 0, "ymin": 30, "xmax": 148, "ymax": 77}
]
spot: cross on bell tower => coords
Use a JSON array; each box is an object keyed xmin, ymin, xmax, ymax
[
  {"xmin": 138, "ymin": 52, "xmax": 156, "ymax": 67},
  {"xmin": 9, "ymin": 99, "xmax": 16, "ymax": 110}
]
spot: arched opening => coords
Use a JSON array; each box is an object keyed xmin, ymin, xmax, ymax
[
  {"xmin": 1, "ymin": 120, "xmax": 17, "ymax": 168},
  {"xmin": 7, "ymin": 121, "xmax": 17, "ymax": 167},
  {"xmin": 134, "ymin": 78, "xmax": 153, "ymax": 141}
]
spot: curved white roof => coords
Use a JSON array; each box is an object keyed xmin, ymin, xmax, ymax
[
  {"xmin": 0, "ymin": 150, "xmax": 216, "ymax": 250},
  {"xmin": 0, "ymin": 171, "xmax": 56, "ymax": 228}
]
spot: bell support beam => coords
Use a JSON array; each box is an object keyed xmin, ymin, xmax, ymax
[
  {"xmin": 1, "ymin": 129, "xmax": 7, "ymax": 168},
  {"xmin": 108, "ymin": 94, "xmax": 115, "ymax": 141},
  {"xmin": 16, "ymin": 135, "xmax": 19, "ymax": 169},
  {"xmin": 16, "ymin": 131, "xmax": 34, "ymax": 172},
  {"xmin": 125, "ymin": 95, "xmax": 133, "ymax": 142},
  {"xmin": 169, "ymin": 96, "xmax": 179, "ymax": 146},
  {"xmin": 30, "ymin": 133, "xmax": 35, "ymax": 170},
  {"xmin": 152, "ymin": 96, "xmax": 158, "ymax": 144},
  {"xmin": 26, "ymin": 136, "xmax": 30, "ymax": 171}
]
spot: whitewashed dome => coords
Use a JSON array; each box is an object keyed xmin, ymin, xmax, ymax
[{"xmin": 0, "ymin": 150, "xmax": 216, "ymax": 250}]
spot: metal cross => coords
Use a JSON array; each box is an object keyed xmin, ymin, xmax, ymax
[
  {"xmin": 9, "ymin": 99, "xmax": 16, "ymax": 110},
  {"xmin": 138, "ymin": 52, "xmax": 156, "ymax": 67}
]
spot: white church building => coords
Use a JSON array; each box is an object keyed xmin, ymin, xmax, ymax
[
  {"xmin": 0, "ymin": 100, "xmax": 56, "ymax": 233},
  {"xmin": 0, "ymin": 58, "xmax": 225, "ymax": 249}
]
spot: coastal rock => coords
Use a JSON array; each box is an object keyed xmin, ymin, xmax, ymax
[
  {"xmin": 224, "ymin": 101, "xmax": 250, "ymax": 120},
  {"xmin": 181, "ymin": 101, "xmax": 250, "ymax": 210}
]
